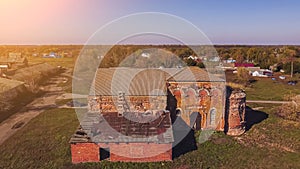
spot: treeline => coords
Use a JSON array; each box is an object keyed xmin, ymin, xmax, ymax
[
  {"xmin": 216, "ymin": 45, "xmax": 300, "ymax": 69},
  {"xmin": 0, "ymin": 45, "xmax": 83, "ymax": 57},
  {"xmin": 1, "ymin": 45, "xmax": 300, "ymax": 73},
  {"xmin": 79, "ymin": 45, "xmax": 300, "ymax": 71},
  {"xmin": 79, "ymin": 45, "xmax": 219, "ymax": 69}
]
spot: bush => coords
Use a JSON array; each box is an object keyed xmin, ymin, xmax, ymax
[
  {"xmin": 236, "ymin": 67, "xmax": 251, "ymax": 85},
  {"xmin": 277, "ymin": 95, "xmax": 300, "ymax": 121}
]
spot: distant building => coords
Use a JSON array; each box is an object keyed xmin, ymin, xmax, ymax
[
  {"xmin": 8, "ymin": 52, "xmax": 22, "ymax": 58},
  {"xmin": 0, "ymin": 53, "xmax": 28, "ymax": 70},
  {"xmin": 218, "ymin": 62, "xmax": 235, "ymax": 70},
  {"xmin": 224, "ymin": 58, "xmax": 236, "ymax": 63},
  {"xmin": 32, "ymin": 53, "xmax": 39, "ymax": 57},
  {"xmin": 43, "ymin": 52, "xmax": 62, "ymax": 58},
  {"xmin": 141, "ymin": 52, "xmax": 150, "ymax": 58},
  {"xmin": 251, "ymin": 69, "xmax": 273, "ymax": 77},
  {"xmin": 187, "ymin": 55, "xmax": 202, "ymax": 62},
  {"xmin": 62, "ymin": 52, "xmax": 72, "ymax": 58}
]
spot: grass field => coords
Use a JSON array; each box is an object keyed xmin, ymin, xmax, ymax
[
  {"xmin": 245, "ymin": 78, "xmax": 300, "ymax": 101},
  {"xmin": 0, "ymin": 105, "xmax": 299, "ymax": 169},
  {"xmin": 28, "ymin": 57, "xmax": 76, "ymax": 68}
]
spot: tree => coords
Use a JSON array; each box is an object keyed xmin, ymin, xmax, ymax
[
  {"xmin": 236, "ymin": 67, "xmax": 251, "ymax": 85},
  {"xmin": 282, "ymin": 47, "xmax": 297, "ymax": 77},
  {"xmin": 277, "ymin": 95, "xmax": 300, "ymax": 121},
  {"xmin": 186, "ymin": 58, "xmax": 197, "ymax": 66}
]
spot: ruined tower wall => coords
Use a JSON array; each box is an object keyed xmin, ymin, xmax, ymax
[{"xmin": 226, "ymin": 89, "xmax": 246, "ymax": 136}]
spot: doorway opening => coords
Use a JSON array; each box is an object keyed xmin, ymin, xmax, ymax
[{"xmin": 100, "ymin": 147, "xmax": 110, "ymax": 161}]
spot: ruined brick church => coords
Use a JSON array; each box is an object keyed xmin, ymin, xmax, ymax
[{"xmin": 70, "ymin": 66, "xmax": 246, "ymax": 163}]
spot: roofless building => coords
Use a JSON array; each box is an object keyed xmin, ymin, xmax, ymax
[{"xmin": 70, "ymin": 67, "xmax": 246, "ymax": 163}]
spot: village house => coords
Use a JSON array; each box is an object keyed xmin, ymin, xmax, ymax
[
  {"xmin": 70, "ymin": 67, "xmax": 246, "ymax": 163},
  {"xmin": 0, "ymin": 53, "xmax": 28, "ymax": 72},
  {"xmin": 42, "ymin": 52, "xmax": 62, "ymax": 58}
]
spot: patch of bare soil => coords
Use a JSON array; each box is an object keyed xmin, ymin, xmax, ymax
[{"xmin": 11, "ymin": 121, "xmax": 25, "ymax": 129}]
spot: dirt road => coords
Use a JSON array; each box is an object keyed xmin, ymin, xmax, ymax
[
  {"xmin": 247, "ymin": 100, "xmax": 291, "ymax": 104},
  {"xmin": 0, "ymin": 75, "xmax": 66, "ymax": 145}
]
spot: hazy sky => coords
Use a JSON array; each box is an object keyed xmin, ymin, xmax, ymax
[{"xmin": 1, "ymin": 0, "xmax": 300, "ymax": 45}]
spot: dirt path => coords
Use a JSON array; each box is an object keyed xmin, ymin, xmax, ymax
[
  {"xmin": 247, "ymin": 100, "xmax": 291, "ymax": 104},
  {"xmin": 56, "ymin": 93, "xmax": 87, "ymax": 100},
  {"xmin": 0, "ymin": 75, "xmax": 66, "ymax": 145}
]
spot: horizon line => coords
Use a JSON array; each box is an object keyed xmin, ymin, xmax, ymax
[{"xmin": 1, "ymin": 43, "xmax": 300, "ymax": 46}]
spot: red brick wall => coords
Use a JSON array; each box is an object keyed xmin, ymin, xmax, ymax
[
  {"xmin": 88, "ymin": 96, "xmax": 166, "ymax": 113},
  {"xmin": 168, "ymin": 82, "xmax": 226, "ymax": 130},
  {"xmin": 71, "ymin": 142, "xmax": 172, "ymax": 163},
  {"xmin": 109, "ymin": 143, "xmax": 172, "ymax": 162},
  {"xmin": 226, "ymin": 90, "xmax": 246, "ymax": 136},
  {"xmin": 228, "ymin": 113, "xmax": 242, "ymax": 128},
  {"xmin": 71, "ymin": 143, "xmax": 99, "ymax": 163}
]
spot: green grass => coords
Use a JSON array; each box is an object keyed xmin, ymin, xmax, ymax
[
  {"xmin": 245, "ymin": 78, "xmax": 300, "ymax": 100},
  {"xmin": 0, "ymin": 108, "xmax": 79, "ymax": 169},
  {"xmin": 244, "ymin": 103, "xmax": 300, "ymax": 153},
  {"xmin": 0, "ymin": 106, "xmax": 299, "ymax": 169},
  {"xmin": 28, "ymin": 57, "xmax": 75, "ymax": 68}
]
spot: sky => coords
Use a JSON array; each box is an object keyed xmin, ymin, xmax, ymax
[{"xmin": 0, "ymin": 0, "xmax": 300, "ymax": 45}]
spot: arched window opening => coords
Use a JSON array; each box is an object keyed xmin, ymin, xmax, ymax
[
  {"xmin": 210, "ymin": 108, "xmax": 216, "ymax": 126},
  {"xmin": 176, "ymin": 108, "xmax": 182, "ymax": 116}
]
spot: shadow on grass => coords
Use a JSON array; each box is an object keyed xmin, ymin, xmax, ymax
[
  {"xmin": 245, "ymin": 106, "xmax": 269, "ymax": 131},
  {"xmin": 172, "ymin": 117, "xmax": 197, "ymax": 159}
]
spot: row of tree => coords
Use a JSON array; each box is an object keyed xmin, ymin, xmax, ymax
[
  {"xmin": 0, "ymin": 45, "xmax": 83, "ymax": 58},
  {"xmin": 217, "ymin": 46, "xmax": 300, "ymax": 77},
  {"xmin": 1, "ymin": 45, "xmax": 299, "ymax": 75}
]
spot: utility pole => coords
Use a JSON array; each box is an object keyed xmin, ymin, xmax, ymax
[{"xmin": 291, "ymin": 60, "xmax": 294, "ymax": 78}]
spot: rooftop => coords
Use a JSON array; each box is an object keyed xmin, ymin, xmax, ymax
[
  {"xmin": 167, "ymin": 66, "xmax": 225, "ymax": 82},
  {"xmin": 92, "ymin": 67, "xmax": 225, "ymax": 96}
]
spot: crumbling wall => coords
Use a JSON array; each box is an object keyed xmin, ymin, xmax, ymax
[
  {"xmin": 167, "ymin": 82, "xmax": 226, "ymax": 130},
  {"xmin": 225, "ymin": 88, "xmax": 246, "ymax": 136},
  {"xmin": 88, "ymin": 95, "xmax": 166, "ymax": 114}
]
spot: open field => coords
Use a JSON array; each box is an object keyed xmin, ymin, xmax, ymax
[
  {"xmin": 0, "ymin": 103, "xmax": 299, "ymax": 169},
  {"xmin": 245, "ymin": 77, "xmax": 300, "ymax": 101},
  {"xmin": 28, "ymin": 57, "xmax": 76, "ymax": 68}
]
